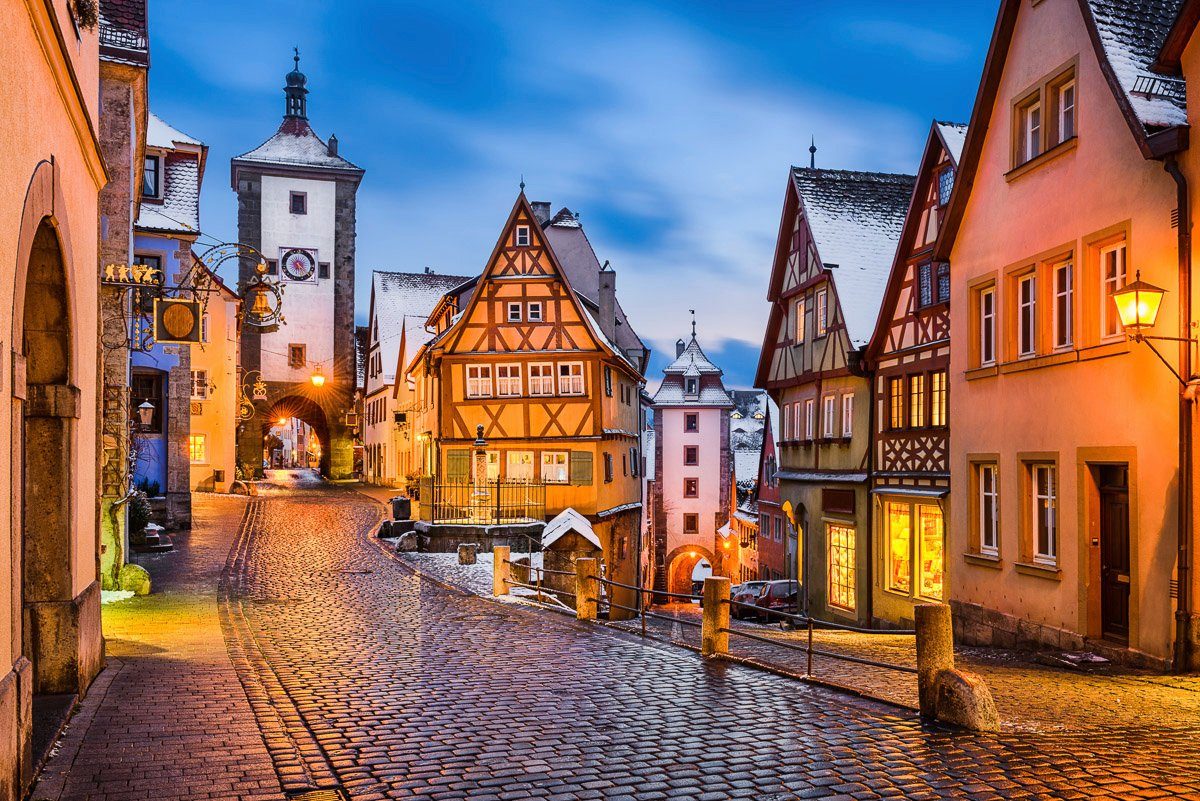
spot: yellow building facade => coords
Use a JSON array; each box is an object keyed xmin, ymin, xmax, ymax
[{"xmin": 188, "ymin": 261, "xmax": 240, "ymax": 492}]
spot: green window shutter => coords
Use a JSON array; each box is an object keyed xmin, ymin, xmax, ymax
[
  {"xmin": 446, "ymin": 449, "xmax": 470, "ymax": 482},
  {"xmin": 569, "ymin": 451, "xmax": 593, "ymax": 486}
]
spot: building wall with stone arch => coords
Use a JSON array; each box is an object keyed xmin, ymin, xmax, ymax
[{"xmin": 664, "ymin": 543, "xmax": 715, "ymax": 597}]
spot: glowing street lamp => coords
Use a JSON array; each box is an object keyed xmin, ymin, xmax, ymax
[
  {"xmin": 136, "ymin": 401, "xmax": 155, "ymax": 429},
  {"xmin": 310, "ymin": 366, "xmax": 326, "ymax": 388},
  {"xmin": 1112, "ymin": 270, "xmax": 1167, "ymax": 335}
]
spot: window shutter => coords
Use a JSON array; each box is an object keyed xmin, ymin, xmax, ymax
[
  {"xmin": 569, "ymin": 451, "xmax": 593, "ymax": 486},
  {"xmin": 446, "ymin": 449, "xmax": 470, "ymax": 482}
]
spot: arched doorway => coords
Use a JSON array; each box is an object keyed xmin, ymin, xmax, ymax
[
  {"xmin": 263, "ymin": 395, "xmax": 330, "ymax": 476},
  {"xmin": 20, "ymin": 220, "xmax": 78, "ymax": 761},
  {"xmin": 665, "ymin": 545, "xmax": 715, "ymax": 598}
]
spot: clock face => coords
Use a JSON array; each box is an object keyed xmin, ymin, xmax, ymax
[{"xmin": 281, "ymin": 248, "xmax": 317, "ymax": 281}]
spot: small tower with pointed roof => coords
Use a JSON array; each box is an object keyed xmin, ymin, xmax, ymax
[
  {"xmin": 649, "ymin": 324, "xmax": 734, "ymax": 599},
  {"xmin": 232, "ymin": 53, "xmax": 365, "ymax": 479}
]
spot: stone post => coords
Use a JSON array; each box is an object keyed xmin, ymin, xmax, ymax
[
  {"xmin": 576, "ymin": 558, "xmax": 598, "ymax": 621},
  {"xmin": 701, "ymin": 576, "xmax": 731, "ymax": 656},
  {"xmin": 915, "ymin": 603, "xmax": 955, "ymax": 719},
  {"xmin": 493, "ymin": 546, "xmax": 511, "ymax": 596}
]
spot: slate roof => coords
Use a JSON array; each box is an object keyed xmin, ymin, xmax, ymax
[
  {"xmin": 663, "ymin": 336, "xmax": 723, "ymax": 376},
  {"xmin": 372, "ymin": 270, "xmax": 472, "ymax": 384},
  {"xmin": 1084, "ymin": 0, "xmax": 1187, "ymax": 130},
  {"xmin": 136, "ymin": 114, "xmax": 205, "ymax": 236},
  {"xmin": 935, "ymin": 121, "xmax": 968, "ymax": 165},
  {"xmin": 234, "ymin": 117, "xmax": 362, "ymax": 174},
  {"xmin": 792, "ymin": 168, "xmax": 914, "ymax": 348},
  {"xmin": 651, "ymin": 335, "xmax": 734, "ymax": 408}
]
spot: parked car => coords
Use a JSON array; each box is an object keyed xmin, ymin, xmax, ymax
[
  {"xmin": 753, "ymin": 580, "xmax": 799, "ymax": 623},
  {"xmin": 730, "ymin": 581, "xmax": 770, "ymax": 619}
]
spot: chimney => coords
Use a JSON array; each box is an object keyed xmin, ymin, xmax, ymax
[
  {"xmin": 598, "ymin": 265, "xmax": 616, "ymax": 343},
  {"xmin": 327, "ymin": 134, "xmax": 339, "ymax": 156},
  {"xmin": 675, "ymin": 339, "xmax": 686, "ymax": 358},
  {"xmin": 531, "ymin": 201, "xmax": 551, "ymax": 224}
]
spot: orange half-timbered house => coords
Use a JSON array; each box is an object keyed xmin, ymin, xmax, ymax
[
  {"xmin": 864, "ymin": 121, "xmax": 966, "ymax": 627},
  {"xmin": 404, "ymin": 194, "xmax": 648, "ymax": 605}
]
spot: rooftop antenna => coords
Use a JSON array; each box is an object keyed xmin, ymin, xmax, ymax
[
  {"xmin": 690, "ymin": 308, "xmax": 697, "ymax": 338},
  {"xmin": 809, "ymin": 136, "xmax": 817, "ymax": 169}
]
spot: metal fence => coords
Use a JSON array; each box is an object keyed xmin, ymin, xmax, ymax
[{"xmin": 418, "ymin": 479, "xmax": 546, "ymax": 525}]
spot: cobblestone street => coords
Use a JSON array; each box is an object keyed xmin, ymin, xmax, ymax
[{"xmin": 37, "ymin": 478, "xmax": 1200, "ymax": 799}]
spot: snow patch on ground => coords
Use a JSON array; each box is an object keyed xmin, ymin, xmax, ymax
[{"xmin": 101, "ymin": 590, "xmax": 135, "ymax": 605}]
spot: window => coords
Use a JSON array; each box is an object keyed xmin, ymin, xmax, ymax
[
  {"xmin": 937, "ymin": 166, "xmax": 955, "ymax": 206},
  {"xmin": 822, "ymin": 395, "xmax": 835, "ymax": 438},
  {"xmin": 827, "ymin": 524, "xmax": 856, "ymax": 612},
  {"xmin": 318, "ymin": 262, "xmax": 330, "ymax": 279},
  {"xmin": 289, "ymin": 191, "xmax": 307, "ymax": 215},
  {"xmin": 496, "ymin": 364, "xmax": 521, "ymax": 397},
  {"xmin": 466, "ymin": 365, "xmax": 493, "ymax": 398},
  {"xmin": 142, "ymin": 154, "xmax": 161, "ymax": 198},
  {"xmin": 190, "ymin": 369, "xmax": 209, "ymax": 400},
  {"xmin": 558, "ymin": 362, "xmax": 584, "ymax": 396},
  {"xmin": 936, "ymin": 263, "xmax": 950, "ymax": 304},
  {"xmin": 782, "ymin": 404, "xmax": 792, "ymax": 441},
  {"xmin": 979, "ymin": 286, "xmax": 996, "ymax": 365},
  {"xmin": 684, "ymin": 413, "xmax": 699, "ymax": 433},
  {"xmin": 629, "ymin": 447, "xmax": 639, "ymax": 478},
  {"xmin": 131, "ymin": 371, "xmax": 164, "ymax": 433},
  {"xmin": 603, "ymin": 452, "xmax": 614, "ymax": 483},
  {"xmin": 909, "ymin": 374, "xmax": 926, "ymax": 428},
  {"xmin": 886, "ymin": 502, "xmax": 912, "ymax": 594},
  {"xmin": 288, "ymin": 343, "xmax": 306, "ymax": 369},
  {"xmin": 507, "ymin": 451, "xmax": 535, "ymax": 482},
  {"xmin": 793, "ymin": 298, "xmax": 806, "ymax": 343},
  {"xmin": 918, "ymin": 505, "xmax": 945, "ymax": 599},
  {"xmin": 930, "ymin": 371, "xmax": 947, "ymax": 427},
  {"xmin": 684, "ymin": 445, "xmax": 699, "ymax": 466},
  {"xmin": 1031, "ymin": 463, "xmax": 1057, "ymax": 565},
  {"xmin": 604, "ymin": 366, "xmax": 613, "ymax": 397},
  {"xmin": 977, "ymin": 463, "xmax": 999, "ymax": 557},
  {"xmin": 683, "ymin": 514, "xmax": 699, "ymax": 535},
  {"xmin": 507, "ymin": 302, "xmax": 522, "ymax": 323},
  {"xmin": 527, "ymin": 302, "xmax": 543, "ymax": 322},
  {"xmin": 841, "ymin": 393, "xmax": 854, "ymax": 438},
  {"xmin": 1018, "ymin": 273, "xmax": 1037, "ymax": 357},
  {"xmin": 515, "ymin": 225, "xmax": 531, "ymax": 246},
  {"xmin": 685, "ymin": 378, "xmax": 698, "ymax": 396},
  {"xmin": 815, "ymin": 289, "xmax": 829, "ymax": 336},
  {"xmin": 774, "ymin": 517, "xmax": 783, "ymax": 542},
  {"xmin": 485, "ymin": 451, "xmax": 501, "ymax": 481},
  {"xmin": 133, "ymin": 254, "xmax": 163, "ymax": 314},
  {"xmin": 1057, "ymin": 80, "xmax": 1076, "ymax": 143},
  {"xmin": 1018, "ymin": 98, "xmax": 1042, "ymax": 164},
  {"xmin": 188, "ymin": 434, "xmax": 207, "ymax": 464},
  {"xmin": 684, "ymin": 478, "xmax": 699, "ymax": 498},
  {"xmin": 918, "ymin": 263, "xmax": 934, "ymax": 307},
  {"xmin": 200, "ymin": 314, "xmax": 210, "ymax": 343},
  {"xmin": 760, "ymin": 514, "xmax": 769, "ymax": 535},
  {"xmin": 1053, "ymin": 260, "xmax": 1073, "ymax": 349},
  {"xmin": 888, "ymin": 377, "xmax": 904, "ymax": 430},
  {"xmin": 541, "ymin": 452, "xmax": 569, "ymax": 483},
  {"xmin": 1100, "ymin": 242, "xmax": 1126, "ymax": 338},
  {"xmin": 529, "ymin": 363, "xmax": 554, "ymax": 396},
  {"xmin": 265, "ymin": 259, "xmax": 278, "ymax": 276},
  {"xmin": 804, "ymin": 399, "xmax": 815, "ymax": 439}
]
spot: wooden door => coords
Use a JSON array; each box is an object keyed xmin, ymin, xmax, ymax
[{"xmin": 1098, "ymin": 466, "xmax": 1130, "ymax": 642}]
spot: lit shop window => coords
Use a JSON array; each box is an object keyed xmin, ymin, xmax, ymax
[{"xmin": 827, "ymin": 523, "xmax": 856, "ymax": 612}]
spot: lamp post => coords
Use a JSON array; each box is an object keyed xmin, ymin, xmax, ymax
[{"xmin": 1112, "ymin": 270, "xmax": 1199, "ymax": 672}]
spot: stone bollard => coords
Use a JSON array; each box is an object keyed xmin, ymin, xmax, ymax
[
  {"xmin": 457, "ymin": 543, "xmax": 479, "ymax": 565},
  {"xmin": 701, "ymin": 576, "xmax": 731, "ymax": 657},
  {"xmin": 914, "ymin": 603, "xmax": 955, "ymax": 719},
  {"xmin": 493, "ymin": 546, "xmax": 511, "ymax": 596},
  {"xmin": 934, "ymin": 668, "xmax": 1000, "ymax": 732},
  {"xmin": 576, "ymin": 558, "xmax": 598, "ymax": 621}
]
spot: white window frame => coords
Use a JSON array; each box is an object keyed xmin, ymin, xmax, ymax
[
  {"xmin": 822, "ymin": 395, "xmax": 835, "ymax": 439},
  {"xmin": 200, "ymin": 314, "xmax": 209, "ymax": 343},
  {"xmin": 466, "ymin": 365, "xmax": 493, "ymax": 399},
  {"xmin": 190, "ymin": 369, "xmax": 208, "ymax": 400},
  {"xmin": 1018, "ymin": 273, "xmax": 1037, "ymax": 358},
  {"xmin": 804, "ymin": 399, "xmax": 815, "ymax": 440},
  {"xmin": 794, "ymin": 298, "xmax": 806, "ymax": 343},
  {"xmin": 527, "ymin": 301, "xmax": 543, "ymax": 322},
  {"xmin": 528, "ymin": 363, "xmax": 554, "ymax": 396},
  {"xmin": 143, "ymin": 153, "xmax": 163, "ymax": 199},
  {"xmin": 188, "ymin": 433, "xmax": 207, "ymax": 464},
  {"xmin": 841, "ymin": 393, "xmax": 854, "ymax": 438},
  {"xmin": 1031, "ymin": 463, "xmax": 1058, "ymax": 566},
  {"xmin": 1058, "ymin": 79, "xmax": 1075, "ymax": 143},
  {"xmin": 496, "ymin": 364, "xmax": 522, "ymax": 397},
  {"xmin": 782, "ymin": 403, "xmax": 792, "ymax": 441},
  {"xmin": 980, "ymin": 286, "xmax": 996, "ymax": 366},
  {"xmin": 506, "ymin": 450, "xmax": 535, "ymax": 482},
  {"xmin": 978, "ymin": 463, "xmax": 999, "ymax": 557},
  {"xmin": 507, "ymin": 302, "xmax": 522, "ymax": 323},
  {"xmin": 515, "ymin": 225, "xmax": 531, "ymax": 247},
  {"xmin": 1023, "ymin": 100, "xmax": 1042, "ymax": 162},
  {"xmin": 815, "ymin": 289, "xmax": 829, "ymax": 337},
  {"xmin": 1053, "ymin": 260, "xmax": 1073, "ymax": 349},
  {"xmin": 540, "ymin": 451, "xmax": 569, "ymax": 484},
  {"xmin": 558, "ymin": 362, "xmax": 585, "ymax": 396},
  {"xmin": 1100, "ymin": 242, "xmax": 1127, "ymax": 339}
]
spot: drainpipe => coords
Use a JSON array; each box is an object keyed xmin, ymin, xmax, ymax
[{"xmin": 1165, "ymin": 155, "xmax": 1195, "ymax": 673}]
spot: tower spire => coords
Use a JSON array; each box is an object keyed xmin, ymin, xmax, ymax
[
  {"xmin": 690, "ymin": 308, "xmax": 697, "ymax": 339},
  {"xmin": 284, "ymin": 47, "xmax": 309, "ymax": 120},
  {"xmin": 809, "ymin": 136, "xmax": 817, "ymax": 169}
]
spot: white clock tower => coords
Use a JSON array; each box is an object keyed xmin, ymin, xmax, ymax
[{"xmin": 232, "ymin": 52, "xmax": 364, "ymax": 478}]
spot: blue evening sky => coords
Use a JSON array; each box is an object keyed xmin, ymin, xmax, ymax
[{"xmin": 147, "ymin": 1, "xmax": 996, "ymax": 388}]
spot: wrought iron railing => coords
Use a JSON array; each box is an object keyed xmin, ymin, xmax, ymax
[{"xmin": 418, "ymin": 479, "xmax": 546, "ymax": 525}]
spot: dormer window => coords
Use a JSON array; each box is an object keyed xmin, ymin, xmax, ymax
[
  {"xmin": 685, "ymin": 378, "xmax": 698, "ymax": 396},
  {"xmin": 142, "ymin": 154, "xmax": 162, "ymax": 199},
  {"xmin": 515, "ymin": 226, "xmax": 531, "ymax": 247}
]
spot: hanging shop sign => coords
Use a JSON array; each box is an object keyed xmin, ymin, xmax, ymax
[
  {"xmin": 152, "ymin": 298, "xmax": 202, "ymax": 344},
  {"xmin": 101, "ymin": 262, "xmax": 165, "ymax": 287}
]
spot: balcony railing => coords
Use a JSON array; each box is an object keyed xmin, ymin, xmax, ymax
[{"xmin": 419, "ymin": 478, "xmax": 546, "ymax": 525}]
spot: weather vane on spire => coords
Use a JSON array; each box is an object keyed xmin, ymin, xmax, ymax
[
  {"xmin": 689, "ymin": 309, "xmax": 696, "ymax": 338},
  {"xmin": 293, "ymin": 46, "xmax": 300, "ymax": 69},
  {"xmin": 519, "ymin": 174, "xmax": 526, "ymax": 192},
  {"xmin": 810, "ymin": 136, "xmax": 817, "ymax": 169}
]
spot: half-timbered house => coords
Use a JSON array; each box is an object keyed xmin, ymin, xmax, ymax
[
  {"xmin": 864, "ymin": 121, "xmax": 965, "ymax": 627},
  {"xmin": 755, "ymin": 167, "xmax": 913, "ymax": 627}
]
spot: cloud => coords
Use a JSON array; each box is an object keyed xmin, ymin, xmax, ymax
[{"xmin": 845, "ymin": 19, "xmax": 971, "ymax": 64}]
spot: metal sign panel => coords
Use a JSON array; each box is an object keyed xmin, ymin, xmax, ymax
[{"xmin": 152, "ymin": 298, "xmax": 202, "ymax": 344}]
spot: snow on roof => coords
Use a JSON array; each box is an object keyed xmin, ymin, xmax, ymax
[
  {"xmin": 1085, "ymin": 0, "xmax": 1187, "ymax": 130},
  {"xmin": 135, "ymin": 151, "xmax": 201, "ymax": 235},
  {"xmin": 147, "ymin": 113, "xmax": 202, "ymax": 149},
  {"xmin": 234, "ymin": 117, "xmax": 362, "ymax": 173},
  {"xmin": 542, "ymin": 508, "xmax": 601, "ymax": 550},
  {"xmin": 662, "ymin": 336, "xmax": 723, "ymax": 376},
  {"xmin": 372, "ymin": 270, "xmax": 472, "ymax": 383},
  {"xmin": 935, "ymin": 121, "xmax": 968, "ymax": 165},
  {"xmin": 792, "ymin": 167, "xmax": 914, "ymax": 348}
]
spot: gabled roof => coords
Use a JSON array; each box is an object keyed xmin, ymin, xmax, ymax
[
  {"xmin": 663, "ymin": 336, "xmax": 723, "ymax": 376},
  {"xmin": 936, "ymin": 0, "xmax": 1187, "ymax": 260},
  {"xmin": 935, "ymin": 121, "xmax": 968, "ymax": 165},
  {"xmin": 543, "ymin": 508, "xmax": 601, "ymax": 550},
  {"xmin": 147, "ymin": 113, "xmax": 202, "ymax": 149},
  {"xmin": 136, "ymin": 113, "xmax": 207, "ymax": 237},
  {"xmin": 232, "ymin": 117, "xmax": 363, "ymax": 178},
  {"xmin": 651, "ymin": 335, "xmax": 734, "ymax": 407},
  {"xmin": 371, "ymin": 270, "xmax": 472, "ymax": 385},
  {"xmin": 792, "ymin": 167, "xmax": 914, "ymax": 348}
]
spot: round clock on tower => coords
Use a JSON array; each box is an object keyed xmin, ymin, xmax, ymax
[{"xmin": 281, "ymin": 248, "xmax": 317, "ymax": 281}]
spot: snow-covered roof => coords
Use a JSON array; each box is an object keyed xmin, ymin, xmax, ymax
[
  {"xmin": 662, "ymin": 336, "xmax": 723, "ymax": 376},
  {"xmin": 136, "ymin": 116, "xmax": 203, "ymax": 236},
  {"xmin": 542, "ymin": 508, "xmax": 601, "ymax": 550},
  {"xmin": 147, "ymin": 113, "xmax": 201, "ymax": 149},
  {"xmin": 1084, "ymin": 0, "xmax": 1187, "ymax": 130},
  {"xmin": 935, "ymin": 121, "xmax": 968, "ymax": 165},
  {"xmin": 792, "ymin": 168, "xmax": 914, "ymax": 348},
  {"xmin": 371, "ymin": 270, "xmax": 471, "ymax": 384},
  {"xmin": 233, "ymin": 117, "xmax": 362, "ymax": 173}
]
